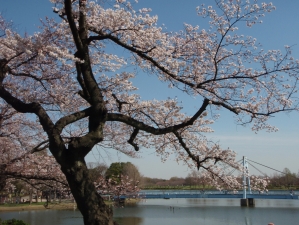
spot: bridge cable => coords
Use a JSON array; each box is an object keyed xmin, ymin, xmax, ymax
[
  {"xmin": 247, "ymin": 161, "xmax": 268, "ymax": 177},
  {"xmin": 247, "ymin": 159, "xmax": 289, "ymax": 175},
  {"xmin": 221, "ymin": 159, "xmax": 243, "ymax": 176},
  {"xmin": 221, "ymin": 159, "xmax": 243, "ymax": 177},
  {"xmin": 222, "ymin": 159, "xmax": 243, "ymax": 170},
  {"xmin": 227, "ymin": 168, "xmax": 237, "ymax": 176}
]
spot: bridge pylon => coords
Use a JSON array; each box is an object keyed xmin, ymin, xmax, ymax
[
  {"xmin": 242, "ymin": 156, "xmax": 251, "ymax": 199},
  {"xmin": 241, "ymin": 156, "xmax": 254, "ymax": 206}
]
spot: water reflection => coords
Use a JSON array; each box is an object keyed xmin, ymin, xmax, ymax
[
  {"xmin": 1, "ymin": 198, "xmax": 299, "ymax": 225},
  {"xmin": 114, "ymin": 217, "xmax": 143, "ymax": 225},
  {"xmin": 114, "ymin": 199, "xmax": 299, "ymax": 225}
]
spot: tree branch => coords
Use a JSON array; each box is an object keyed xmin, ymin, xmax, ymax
[
  {"xmin": 210, "ymin": 100, "xmax": 240, "ymax": 115},
  {"xmin": 30, "ymin": 140, "xmax": 50, "ymax": 153},
  {"xmin": 112, "ymin": 93, "xmax": 128, "ymax": 112},
  {"xmin": 3, "ymin": 172, "xmax": 68, "ymax": 187},
  {"xmin": 64, "ymin": 0, "xmax": 84, "ymax": 52},
  {"xmin": 107, "ymin": 98, "xmax": 209, "ymax": 135},
  {"xmin": 54, "ymin": 107, "xmax": 92, "ymax": 134},
  {"xmin": 127, "ymin": 128, "xmax": 139, "ymax": 151},
  {"xmin": 86, "ymin": 30, "xmax": 197, "ymax": 88}
]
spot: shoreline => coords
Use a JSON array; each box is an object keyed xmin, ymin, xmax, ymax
[
  {"xmin": 0, "ymin": 199, "xmax": 139, "ymax": 212},
  {"xmin": 0, "ymin": 202, "xmax": 77, "ymax": 212}
]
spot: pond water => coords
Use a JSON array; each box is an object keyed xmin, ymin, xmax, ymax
[{"xmin": 1, "ymin": 198, "xmax": 299, "ymax": 225}]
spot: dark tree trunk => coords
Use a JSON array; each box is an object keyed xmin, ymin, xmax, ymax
[
  {"xmin": 35, "ymin": 190, "xmax": 38, "ymax": 203},
  {"xmin": 29, "ymin": 190, "xmax": 32, "ymax": 204},
  {"xmin": 61, "ymin": 157, "xmax": 114, "ymax": 225}
]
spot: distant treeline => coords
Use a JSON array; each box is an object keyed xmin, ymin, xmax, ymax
[{"xmin": 141, "ymin": 167, "xmax": 299, "ymax": 190}]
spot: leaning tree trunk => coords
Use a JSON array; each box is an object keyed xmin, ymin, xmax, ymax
[{"xmin": 60, "ymin": 157, "xmax": 114, "ymax": 225}]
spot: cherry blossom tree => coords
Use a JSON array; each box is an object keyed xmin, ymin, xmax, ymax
[
  {"xmin": 0, "ymin": 102, "xmax": 69, "ymax": 197},
  {"xmin": 95, "ymin": 174, "xmax": 140, "ymax": 202},
  {"xmin": 105, "ymin": 162, "xmax": 140, "ymax": 185},
  {"xmin": 1, "ymin": 0, "xmax": 299, "ymax": 224}
]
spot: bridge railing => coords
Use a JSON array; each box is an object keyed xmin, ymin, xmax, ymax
[{"xmin": 118, "ymin": 190, "xmax": 298, "ymax": 200}]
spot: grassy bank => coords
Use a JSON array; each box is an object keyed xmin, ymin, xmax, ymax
[
  {"xmin": 0, "ymin": 202, "xmax": 77, "ymax": 211},
  {"xmin": 0, "ymin": 199, "xmax": 139, "ymax": 212}
]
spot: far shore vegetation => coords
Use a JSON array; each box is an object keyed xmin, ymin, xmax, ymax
[{"xmin": 1, "ymin": 162, "xmax": 297, "ymax": 213}]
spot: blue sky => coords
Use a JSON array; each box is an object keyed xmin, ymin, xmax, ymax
[{"xmin": 2, "ymin": 0, "xmax": 299, "ymax": 179}]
